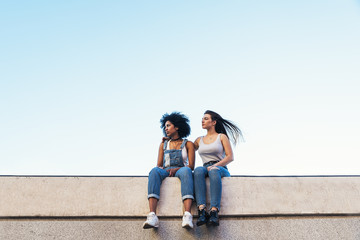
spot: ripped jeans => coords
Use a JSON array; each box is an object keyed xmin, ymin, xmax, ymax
[{"xmin": 194, "ymin": 164, "xmax": 230, "ymax": 211}]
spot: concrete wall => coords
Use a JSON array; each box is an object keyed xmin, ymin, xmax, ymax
[
  {"xmin": 1, "ymin": 176, "xmax": 360, "ymax": 240},
  {"xmin": 1, "ymin": 176, "xmax": 360, "ymax": 217},
  {"xmin": 2, "ymin": 217, "xmax": 360, "ymax": 240}
]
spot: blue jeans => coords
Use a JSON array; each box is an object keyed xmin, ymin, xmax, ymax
[
  {"xmin": 147, "ymin": 166, "xmax": 194, "ymax": 201},
  {"xmin": 194, "ymin": 165, "xmax": 230, "ymax": 211}
]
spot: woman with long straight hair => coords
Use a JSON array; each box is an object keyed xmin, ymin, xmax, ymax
[{"xmin": 194, "ymin": 110, "xmax": 243, "ymax": 226}]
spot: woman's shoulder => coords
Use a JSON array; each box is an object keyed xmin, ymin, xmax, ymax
[
  {"xmin": 184, "ymin": 140, "xmax": 195, "ymax": 151},
  {"xmin": 219, "ymin": 133, "xmax": 229, "ymax": 141}
]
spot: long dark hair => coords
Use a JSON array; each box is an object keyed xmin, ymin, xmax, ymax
[
  {"xmin": 160, "ymin": 112, "xmax": 191, "ymax": 138},
  {"xmin": 204, "ymin": 110, "xmax": 243, "ymax": 145}
]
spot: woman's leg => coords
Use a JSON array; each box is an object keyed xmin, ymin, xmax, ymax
[
  {"xmin": 207, "ymin": 166, "xmax": 230, "ymax": 226},
  {"xmin": 147, "ymin": 167, "xmax": 169, "ymax": 213},
  {"xmin": 194, "ymin": 166, "xmax": 208, "ymax": 208},
  {"xmin": 144, "ymin": 167, "xmax": 169, "ymax": 229},
  {"xmin": 175, "ymin": 166, "xmax": 194, "ymax": 212},
  {"xmin": 175, "ymin": 167, "xmax": 195, "ymax": 228},
  {"xmin": 208, "ymin": 166, "xmax": 230, "ymax": 211},
  {"xmin": 194, "ymin": 166, "xmax": 209, "ymax": 226}
]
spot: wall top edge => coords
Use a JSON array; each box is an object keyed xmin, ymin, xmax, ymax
[{"xmin": 1, "ymin": 175, "xmax": 360, "ymax": 178}]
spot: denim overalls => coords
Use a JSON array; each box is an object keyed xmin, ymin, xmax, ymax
[
  {"xmin": 163, "ymin": 139, "xmax": 187, "ymax": 168},
  {"xmin": 147, "ymin": 139, "xmax": 194, "ymax": 201}
]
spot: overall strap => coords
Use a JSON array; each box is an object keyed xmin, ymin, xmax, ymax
[
  {"xmin": 180, "ymin": 139, "xmax": 188, "ymax": 149},
  {"xmin": 163, "ymin": 140, "xmax": 168, "ymax": 151}
]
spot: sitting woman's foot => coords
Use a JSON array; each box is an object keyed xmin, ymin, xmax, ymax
[
  {"xmin": 208, "ymin": 210, "xmax": 219, "ymax": 226},
  {"xmin": 143, "ymin": 212, "xmax": 159, "ymax": 229},
  {"xmin": 182, "ymin": 211, "xmax": 194, "ymax": 229},
  {"xmin": 196, "ymin": 208, "xmax": 209, "ymax": 226}
]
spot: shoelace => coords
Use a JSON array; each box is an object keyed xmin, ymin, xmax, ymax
[{"xmin": 184, "ymin": 214, "xmax": 192, "ymax": 221}]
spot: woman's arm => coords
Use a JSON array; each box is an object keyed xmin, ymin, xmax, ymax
[
  {"xmin": 186, "ymin": 141, "xmax": 195, "ymax": 170},
  {"xmin": 193, "ymin": 137, "xmax": 201, "ymax": 151},
  {"xmin": 156, "ymin": 142, "xmax": 165, "ymax": 168},
  {"xmin": 212, "ymin": 134, "xmax": 234, "ymax": 167}
]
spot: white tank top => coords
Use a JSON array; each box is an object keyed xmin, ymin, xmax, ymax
[{"xmin": 198, "ymin": 134, "xmax": 225, "ymax": 164}]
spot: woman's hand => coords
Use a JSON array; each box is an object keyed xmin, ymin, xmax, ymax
[
  {"xmin": 167, "ymin": 168, "xmax": 179, "ymax": 177},
  {"xmin": 207, "ymin": 165, "xmax": 219, "ymax": 171}
]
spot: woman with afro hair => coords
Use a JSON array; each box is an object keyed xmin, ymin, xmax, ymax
[{"xmin": 143, "ymin": 112, "xmax": 195, "ymax": 229}]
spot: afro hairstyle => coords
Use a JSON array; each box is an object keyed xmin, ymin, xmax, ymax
[{"xmin": 160, "ymin": 112, "xmax": 191, "ymax": 138}]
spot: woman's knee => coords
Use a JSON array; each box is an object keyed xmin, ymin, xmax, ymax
[
  {"xmin": 177, "ymin": 166, "xmax": 192, "ymax": 178},
  {"xmin": 180, "ymin": 166, "xmax": 192, "ymax": 174},
  {"xmin": 194, "ymin": 166, "xmax": 206, "ymax": 178},
  {"xmin": 149, "ymin": 167, "xmax": 161, "ymax": 176},
  {"xmin": 208, "ymin": 167, "xmax": 220, "ymax": 178}
]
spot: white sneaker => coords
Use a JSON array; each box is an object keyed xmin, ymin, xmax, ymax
[
  {"xmin": 182, "ymin": 211, "xmax": 193, "ymax": 229},
  {"xmin": 143, "ymin": 212, "xmax": 159, "ymax": 229}
]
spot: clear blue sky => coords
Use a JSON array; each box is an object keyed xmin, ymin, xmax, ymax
[{"xmin": 1, "ymin": 1, "xmax": 360, "ymax": 175}]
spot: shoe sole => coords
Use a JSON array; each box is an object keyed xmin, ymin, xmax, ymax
[
  {"xmin": 196, "ymin": 221, "xmax": 207, "ymax": 226},
  {"xmin": 182, "ymin": 224, "xmax": 193, "ymax": 229},
  {"xmin": 143, "ymin": 223, "xmax": 159, "ymax": 229},
  {"xmin": 207, "ymin": 221, "xmax": 219, "ymax": 226}
]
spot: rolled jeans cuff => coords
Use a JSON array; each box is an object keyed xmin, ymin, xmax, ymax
[
  {"xmin": 148, "ymin": 193, "xmax": 160, "ymax": 200},
  {"xmin": 211, "ymin": 206, "xmax": 221, "ymax": 212},
  {"xmin": 182, "ymin": 195, "xmax": 194, "ymax": 201}
]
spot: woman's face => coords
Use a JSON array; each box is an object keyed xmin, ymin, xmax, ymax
[
  {"xmin": 202, "ymin": 114, "xmax": 215, "ymax": 129},
  {"xmin": 165, "ymin": 121, "xmax": 178, "ymax": 137}
]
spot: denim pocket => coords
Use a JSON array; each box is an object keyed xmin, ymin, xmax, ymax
[{"xmin": 163, "ymin": 150, "xmax": 184, "ymax": 168}]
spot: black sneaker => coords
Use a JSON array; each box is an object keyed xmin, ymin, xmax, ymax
[
  {"xmin": 208, "ymin": 210, "xmax": 219, "ymax": 226},
  {"xmin": 196, "ymin": 209, "xmax": 209, "ymax": 226}
]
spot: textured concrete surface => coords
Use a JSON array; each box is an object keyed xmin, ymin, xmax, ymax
[
  {"xmin": 1, "ymin": 176, "xmax": 360, "ymax": 217},
  {"xmin": 1, "ymin": 216, "xmax": 360, "ymax": 240},
  {"xmin": 2, "ymin": 176, "xmax": 360, "ymax": 239}
]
